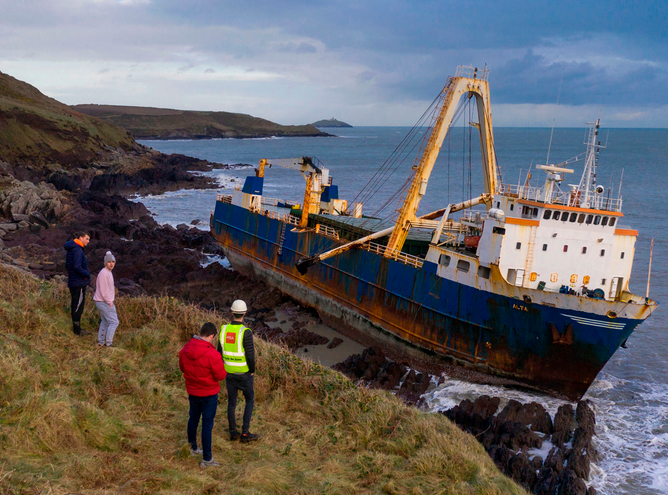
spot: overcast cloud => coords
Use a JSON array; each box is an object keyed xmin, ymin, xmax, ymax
[{"xmin": 1, "ymin": 0, "xmax": 667, "ymax": 126}]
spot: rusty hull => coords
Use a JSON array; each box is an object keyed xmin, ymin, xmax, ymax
[{"xmin": 212, "ymin": 202, "xmax": 645, "ymax": 400}]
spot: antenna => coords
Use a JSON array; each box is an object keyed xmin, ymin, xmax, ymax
[{"xmin": 545, "ymin": 70, "xmax": 565, "ymax": 166}]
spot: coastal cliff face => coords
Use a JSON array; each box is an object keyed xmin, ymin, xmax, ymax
[
  {"xmin": 72, "ymin": 104, "xmax": 332, "ymax": 140},
  {"xmin": 0, "ymin": 72, "xmax": 138, "ymax": 168}
]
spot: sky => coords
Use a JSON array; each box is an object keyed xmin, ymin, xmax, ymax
[{"xmin": 2, "ymin": 0, "xmax": 667, "ymax": 127}]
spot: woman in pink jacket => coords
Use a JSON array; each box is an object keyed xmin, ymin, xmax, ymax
[{"xmin": 94, "ymin": 251, "xmax": 119, "ymax": 347}]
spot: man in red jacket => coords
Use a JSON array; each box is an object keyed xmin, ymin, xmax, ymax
[{"xmin": 179, "ymin": 322, "xmax": 227, "ymax": 467}]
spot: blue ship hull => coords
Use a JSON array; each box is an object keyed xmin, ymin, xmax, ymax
[{"xmin": 212, "ymin": 201, "xmax": 640, "ymax": 400}]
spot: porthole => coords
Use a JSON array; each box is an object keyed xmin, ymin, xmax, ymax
[
  {"xmin": 439, "ymin": 254, "xmax": 451, "ymax": 267},
  {"xmin": 542, "ymin": 244, "xmax": 548, "ymax": 251},
  {"xmin": 600, "ymin": 249, "xmax": 605, "ymax": 257},
  {"xmin": 582, "ymin": 247, "xmax": 587, "ymax": 254},
  {"xmin": 516, "ymin": 242, "xmax": 522, "ymax": 250},
  {"xmin": 563, "ymin": 245, "xmax": 568, "ymax": 252}
]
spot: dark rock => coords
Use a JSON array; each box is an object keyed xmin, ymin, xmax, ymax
[
  {"xmin": 12, "ymin": 213, "xmax": 30, "ymax": 223},
  {"xmin": 191, "ymin": 219, "xmax": 201, "ymax": 225},
  {"xmin": 327, "ymin": 337, "xmax": 343, "ymax": 349},
  {"xmin": 29, "ymin": 211, "xmax": 50, "ymax": 228},
  {"xmin": 47, "ymin": 172, "xmax": 83, "ymax": 192},
  {"xmin": 552, "ymin": 404, "xmax": 576, "ymax": 446},
  {"xmin": 534, "ymin": 468, "xmax": 560, "ymax": 495},
  {"xmin": 489, "ymin": 445, "xmax": 514, "ymax": 471},
  {"xmin": 507, "ymin": 453, "xmax": 537, "ymax": 491},
  {"xmin": 576, "ymin": 400, "xmax": 596, "ymax": 436},
  {"xmin": 176, "ymin": 223, "xmax": 189, "ymax": 231},
  {"xmin": 587, "ymin": 488, "xmax": 597, "ymax": 495},
  {"xmin": 499, "ymin": 400, "xmax": 553, "ymax": 434},
  {"xmin": 0, "ymin": 223, "xmax": 17, "ymax": 232},
  {"xmin": 544, "ymin": 447, "xmax": 566, "ymax": 474},
  {"xmin": 558, "ymin": 469, "xmax": 588, "ymax": 495}
]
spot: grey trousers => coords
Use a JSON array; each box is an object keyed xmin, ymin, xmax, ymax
[{"xmin": 95, "ymin": 301, "xmax": 119, "ymax": 345}]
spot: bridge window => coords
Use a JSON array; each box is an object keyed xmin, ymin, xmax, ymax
[
  {"xmin": 609, "ymin": 217, "xmax": 616, "ymax": 227},
  {"xmin": 456, "ymin": 260, "xmax": 470, "ymax": 273},
  {"xmin": 569, "ymin": 213, "xmax": 578, "ymax": 222},
  {"xmin": 542, "ymin": 244, "xmax": 548, "ymax": 251},
  {"xmin": 562, "ymin": 212, "xmax": 569, "ymax": 222},
  {"xmin": 601, "ymin": 217, "xmax": 609, "ymax": 226},
  {"xmin": 553, "ymin": 211, "xmax": 561, "ymax": 221},
  {"xmin": 594, "ymin": 215, "xmax": 601, "ymax": 225},
  {"xmin": 439, "ymin": 254, "xmax": 451, "ymax": 267},
  {"xmin": 522, "ymin": 206, "xmax": 538, "ymax": 218},
  {"xmin": 578, "ymin": 214, "xmax": 586, "ymax": 224},
  {"xmin": 516, "ymin": 242, "xmax": 522, "ymax": 250},
  {"xmin": 586, "ymin": 214, "xmax": 593, "ymax": 224},
  {"xmin": 582, "ymin": 247, "xmax": 587, "ymax": 254},
  {"xmin": 563, "ymin": 245, "xmax": 568, "ymax": 252},
  {"xmin": 543, "ymin": 210, "xmax": 552, "ymax": 220},
  {"xmin": 600, "ymin": 249, "xmax": 605, "ymax": 256},
  {"xmin": 477, "ymin": 266, "xmax": 491, "ymax": 279}
]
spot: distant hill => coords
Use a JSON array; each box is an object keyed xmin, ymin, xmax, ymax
[
  {"xmin": 73, "ymin": 105, "xmax": 332, "ymax": 140},
  {"xmin": 312, "ymin": 118, "xmax": 352, "ymax": 128},
  {"xmin": 0, "ymin": 71, "xmax": 137, "ymax": 168}
]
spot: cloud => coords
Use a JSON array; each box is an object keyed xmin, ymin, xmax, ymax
[
  {"xmin": 1, "ymin": 0, "xmax": 668, "ymax": 126},
  {"xmin": 278, "ymin": 42, "xmax": 317, "ymax": 54}
]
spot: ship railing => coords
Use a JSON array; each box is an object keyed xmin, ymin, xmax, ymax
[
  {"xmin": 498, "ymin": 183, "xmax": 623, "ymax": 212},
  {"xmin": 315, "ymin": 224, "xmax": 339, "ymax": 240},
  {"xmin": 455, "ymin": 65, "xmax": 489, "ymax": 81},
  {"xmin": 261, "ymin": 196, "xmax": 299, "ymax": 208},
  {"xmin": 361, "ymin": 242, "xmax": 424, "ymax": 269},
  {"xmin": 217, "ymin": 194, "xmax": 233, "ymax": 204}
]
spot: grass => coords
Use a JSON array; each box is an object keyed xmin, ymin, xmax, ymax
[{"xmin": 0, "ymin": 263, "xmax": 527, "ymax": 495}]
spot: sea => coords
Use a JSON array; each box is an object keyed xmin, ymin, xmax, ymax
[{"xmin": 138, "ymin": 126, "xmax": 668, "ymax": 495}]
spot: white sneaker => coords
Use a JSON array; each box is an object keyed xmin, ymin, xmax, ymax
[
  {"xmin": 200, "ymin": 459, "xmax": 220, "ymax": 467},
  {"xmin": 190, "ymin": 448, "xmax": 203, "ymax": 456}
]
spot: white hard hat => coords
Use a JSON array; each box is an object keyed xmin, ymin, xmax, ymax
[{"xmin": 231, "ymin": 299, "xmax": 247, "ymax": 313}]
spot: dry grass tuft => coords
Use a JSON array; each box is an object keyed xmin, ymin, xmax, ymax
[{"xmin": 0, "ymin": 264, "xmax": 526, "ymax": 494}]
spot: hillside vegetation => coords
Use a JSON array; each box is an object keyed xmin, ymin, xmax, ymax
[
  {"xmin": 312, "ymin": 118, "xmax": 352, "ymax": 128},
  {"xmin": 0, "ymin": 264, "xmax": 526, "ymax": 495},
  {"xmin": 73, "ymin": 105, "xmax": 331, "ymax": 140},
  {"xmin": 0, "ymin": 72, "xmax": 137, "ymax": 168}
]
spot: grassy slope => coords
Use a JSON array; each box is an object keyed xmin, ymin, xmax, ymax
[
  {"xmin": 0, "ymin": 264, "xmax": 526, "ymax": 495},
  {"xmin": 0, "ymin": 72, "xmax": 136, "ymax": 167},
  {"xmin": 72, "ymin": 104, "xmax": 329, "ymax": 140}
]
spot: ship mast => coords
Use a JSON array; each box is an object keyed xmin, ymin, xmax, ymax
[{"xmin": 385, "ymin": 66, "xmax": 499, "ymax": 255}]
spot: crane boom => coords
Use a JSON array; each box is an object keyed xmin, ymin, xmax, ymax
[{"xmin": 385, "ymin": 66, "xmax": 498, "ymax": 255}]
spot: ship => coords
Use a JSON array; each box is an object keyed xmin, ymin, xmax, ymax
[{"xmin": 210, "ymin": 66, "xmax": 658, "ymax": 400}]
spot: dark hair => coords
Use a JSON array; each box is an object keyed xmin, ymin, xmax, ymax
[
  {"xmin": 74, "ymin": 231, "xmax": 90, "ymax": 239},
  {"xmin": 200, "ymin": 322, "xmax": 218, "ymax": 337}
]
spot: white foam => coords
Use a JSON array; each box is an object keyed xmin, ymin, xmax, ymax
[{"xmin": 201, "ymin": 254, "xmax": 232, "ymax": 269}]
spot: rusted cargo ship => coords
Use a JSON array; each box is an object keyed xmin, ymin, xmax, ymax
[{"xmin": 211, "ymin": 66, "xmax": 657, "ymax": 400}]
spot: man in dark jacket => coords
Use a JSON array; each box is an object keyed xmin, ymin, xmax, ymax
[
  {"xmin": 64, "ymin": 231, "xmax": 91, "ymax": 336},
  {"xmin": 179, "ymin": 322, "xmax": 227, "ymax": 467},
  {"xmin": 218, "ymin": 299, "xmax": 258, "ymax": 443}
]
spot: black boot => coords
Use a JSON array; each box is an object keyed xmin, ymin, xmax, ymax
[{"xmin": 73, "ymin": 322, "xmax": 90, "ymax": 336}]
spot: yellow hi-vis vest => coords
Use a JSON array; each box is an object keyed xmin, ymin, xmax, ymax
[{"xmin": 221, "ymin": 324, "xmax": 249, "ymax": 373}]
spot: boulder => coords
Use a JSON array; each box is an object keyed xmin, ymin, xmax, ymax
[
  {"xmin": 552, "ymin": 404, "xmax": 576, "ymax": 445},
  {"xmin": 12, "ymin": 213, "xmax": 30, "ymax": 222},
  {"xmin": 0, "ymin": 223, "xmax": 17, "ymax": 232},
  {"xmin": 327, "ymin": 337, "xmax": 343, "ymax": 349},
  {"xmin": 558, "ymin": 469, "xmax": 588, "ymax": 495},
  {"xmin": 29, "ymin": 211, "xmax": 50, "ymax": 228}
]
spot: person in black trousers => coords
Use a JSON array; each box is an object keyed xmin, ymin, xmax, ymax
[{"xmin": 64, "ymin": 231, "xmax": 91, "ymax": 336}]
